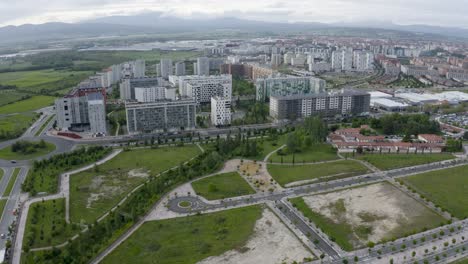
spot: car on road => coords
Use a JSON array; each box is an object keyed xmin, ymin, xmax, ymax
[
  {"xmin": 0, "ymin": 234, "xmax": 5, "ymax": 239},
  {"xmin": 10, "ymin": 160, "xmax": 16, "ymax": 164}
]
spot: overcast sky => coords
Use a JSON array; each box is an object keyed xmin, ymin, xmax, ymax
[{"xmin": 1, "ymin": 0, "xmax": 467, "ymax": 28}]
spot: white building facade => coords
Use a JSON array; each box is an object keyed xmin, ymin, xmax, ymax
[{"xmin": 211, "ymin": 96, "xmax": 232, "ymax": 126}]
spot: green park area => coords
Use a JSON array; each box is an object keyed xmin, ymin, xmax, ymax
[
  {"xmin": 102, "ymin": 206, "xmax": 262, "ymax": 264},
  {"xmin": 270, "ymin": 143, "xmax": 338, "ymax": 163},
  {"xmin": 0, "ymin": 95, "xmax": 54, "ymax": 114},
  {"xmin": 192, "ymin": 172, "xmax": 255, "ymax": 200},
  {"xmin": 0, "ymin": 140, "xmax": 55, "ymax": 160},
  {"xmin": 356, "ymin": 153, "xmax": 455, "ymax": 170},
  {"xmin": 401, "ymin": 165, "xmax": 468, "ymax": 219},
  {"xmin": 24, "ymin": 199, "xmax": 76, "ymax": 250},
  {"xmin": 70, "ymin": 145, "xmax": 201, "ymax": 223},
  {"xmin": 268, "ymin": 160, "xmax": 369, "ymax": 187},
  {"xmin": 0, "ymin": 90, "xmax": 31, "ymax": 107}
]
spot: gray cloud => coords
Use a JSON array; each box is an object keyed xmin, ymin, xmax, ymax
[{"xmin": 0, "ymin": 0, "xmax": 467, "ymax": 28}]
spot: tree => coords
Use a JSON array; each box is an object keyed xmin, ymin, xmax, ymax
[{"xmin": 286, "ymin": 132, "xmax": 301, "ymax": 154}]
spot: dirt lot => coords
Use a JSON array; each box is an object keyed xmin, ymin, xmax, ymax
[
  {"xmin": 198, "ymin": 209, "xmax": 313, "ymax": 264},
  {"xmin": 240, "ymin": 161, "xmax": 281, "ymax": 193},
  {"xmin": 302, "ymin": 182, "xmax": 444, "ymax": 247}
]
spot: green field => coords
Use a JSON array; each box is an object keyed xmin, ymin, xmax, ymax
[
  {"xmin": 3, "ymin": 168, "xmax": 19, "ymax": 197},
  {"xmin": 0, "ymin": 95, "xmax": 54, "ymax": 114},
  {"xmin": 102, "ymin": 206, "xmax": 263, "ymax": 264},
  {"xmin": 70, "ymin": 145, "xmax": 201, "ymax": 223},
  {"xmin": 24, "ymin": 199, "xmax": 76, "ymax": 249},
  {"xmin": 192, "ymin": 172, "xmax": 255, "ymax": 200},
  {"xmin": 0, "ymin": 69, "xmax": 91, "ymax": 91},
  {"xmin": 253, "ymin": 136, "xmax": 286, "ymax": 161},
  {"xmin": 356, "ymin": 153, "xmax": 455, "ymax": 170},
  {"xmin": 0, "ymin": 141, "xmax": 55, "ymax": 160},
  {"xmin": 268, "ymin": 160, "xmax": 369, "ymax": 186},
  {"xmin": 402, "ymin": 165, "xmax": 468, "ymax": 219},
  {"xmin": 0, "ymin": 112, "xmax": 38, "ymax": 141},
  {"xmin": 0, "ymin": 90, "xmax": 31, "ymax": 107},
  {"xmin": 270, "ymin": 143, "xmax": 338, "ymax": 163}
]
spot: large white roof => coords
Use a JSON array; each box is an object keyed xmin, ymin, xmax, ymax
[
  {"xmin": 371, "ymin": 98, "xmax": 409, "ymax": 108},
  {"xmin": 432, "ymin": 91, "xmax": 468, "ymax": 103},
  {"xmin": 395, "ymin": 92, "xmax": 438, "ymax": 103},
  {"xmin": 369, "ymin": 91, "xmax": 392, "ymax": 98}
]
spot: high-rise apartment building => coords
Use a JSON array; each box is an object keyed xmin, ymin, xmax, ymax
[
  {"xmin": 119, "ymin": 77, "xmax": 165, "ymax": 100},
  {"xmin": 332, "ymin": 49, "xmax": 353, "ymax": 71},
  {"xmin": 255, "ymin": 76, "xmax": 326, "ymax": 101},
  {"xmin": 134, "ymin": 86, "xmax": 176, "ymax": 102},
  {"xmin": 197, "ymin": 57, "xmax": 210, "ymax": 76},
  {"xmin": 211, "ymin": 96, "xmax": 231, "ymax": 126},
  {"xmin": 178, "ymin": 75, "xmax": 232, "ymax": 104},
  {"xmin": 159, "ymin": 59, "xmax": 173, "ymax": 79},
  {"xmin": 175, "ymin": 62, "xmax": 186, "ymax": 76},
  {"xmin": 126, "ymin": 99, "xmax": 196, "ymax": 133}
]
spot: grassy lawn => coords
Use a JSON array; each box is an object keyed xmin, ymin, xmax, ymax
[
  {"xmin": 70, "ymin": 145, "xmax": 201, "ymax": 223},
  {"xmin": 24, "ymin": 198, "xmax": 77, "ymax": 249},
  {"xmin": 102, "ymin": 206, "xmax": 263, "ymax": 264},
  {"xmin": 0, "ymin": 112, "xmax": 39, "ymax": 141},
  {"xmin": 0, "ymin": 95, "xmax": 54, "ymax": 114},
  {"xmin": 0, "ymin": 142, "xmax": 55, "ymax": 160},
  {"xmin": 270, "ymin": 143, "xmax": 338, "ymax": 163},
  {"xmin": 192, "ymin": 172, "xmax": 255, "ymax": 200},
  {"xmin": 3, "ymin": 168, "xmax": 19, "ymax": 197},
  {"xmin": 268, "ymin": 160, "xmax": 369, "ymax": 187},
  {"xmin": 402, "ymin": 165, "xmax": 468, "ymax": 219},
  {"xmin": 356, "ymin": 153, "xmax": 455, "ymax": 170},
  {"xmin": 254, "ymin": 136, "xmax": 286, "ymax": 161}
]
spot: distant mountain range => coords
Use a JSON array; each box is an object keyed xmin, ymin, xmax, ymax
[{"xmin": 1, "ymin": 12, "xmax": 467, "ymax": 45}]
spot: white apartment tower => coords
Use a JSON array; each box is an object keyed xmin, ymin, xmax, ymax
[
  {"xmin": 160, "ymin": 59, "xmax": 173, "ymax": 79},
  {"xmin": 134, "ymin": 87, "xmax": 176, "ymax": 102},
  {"xmin": 175, "ymin": 62, "xmax": 186, "ymax": 76},
  {"xmin": 353, "ymin": 51, "xmax": 374, "ymax": 71},
  {"xmin": 197, "ymin": 57, "xmax": 210, "ymax": 76},
  {"xmin": 332, "ymin": 49, "xmax": 353, "ymax": 71},
  {"xmin": 211, "ymin": 96, "xmax": 231, "ymax": 126},
  {"xmin": 179, "ymin": 75, "xmax": 232, "ymax": 104}
]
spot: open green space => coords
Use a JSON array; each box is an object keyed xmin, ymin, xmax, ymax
[
  {"xmin": 290, "ymin": 183, "xmax": 445, "ymax": 251},
  {"xmin": 192, "ymin": 172, "xmax": 255, "ymax": 200},
  {"xmin": 22, "ymin": 146, "xmax": 112, "ymax": 195},
  {"xmin": 0, "ymin": 95, "xmax": 54, "ymax": 114},
  {"xmin": 356, "ymin": 153, "xmax": 455, "ymax": 170},
  {"xmin": 0, "ymin": 141, "xmax": 55, "ymax": 160},
  {"xmin": 0, "ymin": 112, "xmax": 39, "ymax": 141},
  {"xmin": 268, "ymin": 160, "xmax": 369, "ymax": 186},
  {"xmin": 452, "ymin": 258, "xmax": 468, "ymax": 264},
  {"xmin": 70, "ymin": 145, "xmax": 201, "ymax": 223},
  {"xmin": 0, "ymin": 90, "xmax": 32, "ymax": 107},
  {"xmin": 270, "ymin": 143, "xmax": 338, "ymax": 163},
  {"xmin": 24, "ymin": 198, "xmax": 77, "ymax": 249},
  {"xmin": 3, "ymin": 168, "xmax": 19, "ymax": 197},
  {"xmin": 401, "ymin": 165, "xmax": 468, "ymax": 219},
  {"xmin": 102, "ymin": 206, "xmax": 263, "ymax": 264}
]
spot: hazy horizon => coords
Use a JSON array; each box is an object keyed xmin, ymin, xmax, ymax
[{"xmin": 1, "ymin": 0, "xmax": 468, "ymax": 29}]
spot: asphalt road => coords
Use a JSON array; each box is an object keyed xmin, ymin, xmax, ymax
[{"xmin": 0, "ymin": 167, "xmax": 28, "ymax": 249}]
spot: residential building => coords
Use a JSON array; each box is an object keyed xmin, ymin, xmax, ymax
[
  {"xmin": 309, "ymin": 62, "xmax": 331, "ymax": 73},
  {"xmin": 179, "ymin": 75, "xmax": 232, "ymax": 104},
  {"xmin": 119, "ymin": 77, "xmax": 165, "ymax": 100},
  {"xmin": 353, "ymin": 51, "xmax": 374, "ymax": 71},
  {"xmin": 220, "ymin": 64, "xmax": 253, "ymax": 79},
  {"xmin": 197, "ymin": 57, "xmax": 210, "ymax": 76},
  {"xmin": 255, "ymin": 76, "xmax": 326, "ymax": 101},
  {"xmin": 126, "ymin": 99, "xmax": 196, "ymax": 133},
  {"xmin": 175, "ymin": 62, "xmax": 186, "ymax": 76},
  {"xmin": 87, "ymin": 93, "xmax": 107, "ymax": 134},
  {"xmin": 159, "ymin": 59, "xmax": 173, "ymax": 79},
  {"xmin": 271, "ymin": 54, "xmax": 282, "ymax": 67},
  {"xmin": 134, "ymin": 86, "xmax": 176, "ymax": 102},
  {"xmin": 211, "ymin": 96, "xmax": 232, "ymax": 126},
  {"xmin": 332, "ymin": 49, "xmax": 353, "ymax": 71},
  {"xmin": 269, "ymin": 89, "xmax": 370, "ymax": 121}
]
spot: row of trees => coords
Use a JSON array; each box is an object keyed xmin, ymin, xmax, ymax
[
  {"xmin": 26, "ymin": 139, "xmax": 245, "ymax": 263},
  {"xmin": 22, "ymin": 146, "xmax": 112, "ymax": 195}
]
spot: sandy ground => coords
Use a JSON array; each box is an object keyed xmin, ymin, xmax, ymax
[
  {"xmin": 240, "ymin": 161, "xmax": 282, "ymax": 193},
  {"xmin": 303, "ymin": 182, "xmax": 437, "ymax": 247},
  {"xmin": 198, "ymin": 209, "xmax": 313, "ymax": 264}
]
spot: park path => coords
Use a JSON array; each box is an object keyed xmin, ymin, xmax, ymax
[{"xmin": 12, "ymin": 149, "xmax": 122, "ymax": 264}]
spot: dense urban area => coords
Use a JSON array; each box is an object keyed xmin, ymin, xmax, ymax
[{"xmin": 0, "ymin": 14, "xmax": 467, "ymax": 264}]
